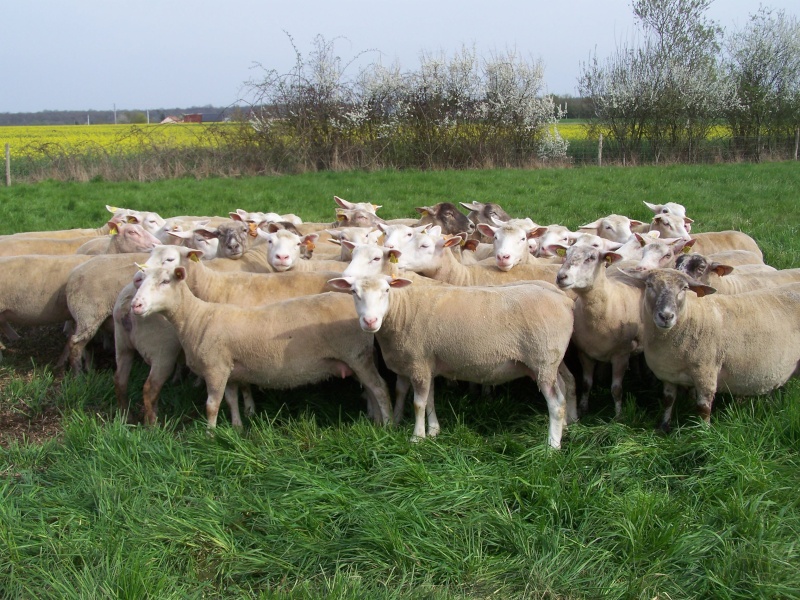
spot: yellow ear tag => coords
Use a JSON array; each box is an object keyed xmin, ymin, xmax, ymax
[
  {"xmin": 682, "ymin": 245, "xmax": 692, "ymax": 253},
  {"xmin": 389, "ymin": 253, "xmax": 399, "ymax": 264},
  {"xmin": 109, "ymin": 225, "xmax": 119, "ymax": 236},
  {"xmin": 134, "ymin": 262, "xmax": 146, "ymax": 271},
  {"xmin": 605, "ymin": 255, "xmax": 613, "ymax": 265},
  {"xmin": 421, "ymin": 210, "xmax": 430, "ymax": 217},
  {"xmin": 107, "ymin": 206, "xmax": 119, "ymax": 212},
  {"xmin": 336, "ymin": 214, "xmax": 347, "ymax": 222},
  {"xmin": 305, "ymin": 241, "xmax": 316, "ymax": 252},
  {"xmin": 190, "ymin": 254, "xmax": 200, "ymax": 263},
  {"xmin": 556, "ymin": 247, "xmax": 566, "ymax": 257},
  {"xmin": 126, "ymin": 216, "xmax": 138, "ymax": 223},
  {"xmin": 372, "ymin": 204, "xmax": 380, "ymax": 211}
]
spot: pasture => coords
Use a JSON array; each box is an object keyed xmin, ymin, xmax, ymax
[{"xmin": 0, "ymin": 163, "xmax": 799, "ymax": 598}]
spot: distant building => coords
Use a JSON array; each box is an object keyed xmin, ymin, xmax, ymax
[{"xmin": 182, "ymin": 113, "xmax": 203, "ymax": 123}]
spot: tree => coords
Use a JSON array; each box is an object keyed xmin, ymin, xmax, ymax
[
  {"xmin": 579, "ymin": 0, "xmax": 734, "ymax": 162},
  {"xmin": 723, "ymin": 7, "xmax": 800, "ymax": 158}
]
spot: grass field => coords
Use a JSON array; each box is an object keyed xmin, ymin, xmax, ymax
[{"xmin": 0, "ymin": 163, "xmax": 799, "ymax": 598}]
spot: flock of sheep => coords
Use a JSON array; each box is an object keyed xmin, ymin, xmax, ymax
[{"xmin": 1, "ymin": 196, "xmax": 798, "ymax": 448}]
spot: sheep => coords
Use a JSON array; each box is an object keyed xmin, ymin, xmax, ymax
[
  {"xmin": 130, "ymin": 266, "xmax": 394, "ymax": 429},
  {"xmin": 58, "ymin": 244, "xmax": 191, "ymax": 372},
  {"xmin": 634, "ymin": 236, "xmax": 764, "ymax": 271},
  {"xmin": 532, "ymin": 225, "xmax": 579, "ymax": 258},
  {"xmin": 415, "ymin": 202, "xmax": 473, "ymax": 235},
  {"xmin": 674, "ymin": 253, "xmax": 797, "ymax": 294},
  {"xmin": 397, "ymin": 229, "xmax": 564, "ymax": 290},
  {"xmin": 0, "ymin": 235, "xmax": 100, "ymax": 257},
  {"xmin": 327, "ymin": 275, "xmax": 576, "ymax": 448},
  {"xmin": 555, "ymin": 244, "xmax": 644, "ymax": 416},
  {"xmin": 325, "ymin": 227, "xmax": 382, "ymax": 261},
  {"xmin": 256, "ymin": 228, "xmax": 349, "ymax": 274},
  {"xmin": 476, "ymin": 222, "xmax": 550, "ymax": 271},
  {"xmin": 579, "ymin": 214, "xmax": 646, "ymax": 244},
  {"xmin": 335, "ymin": 195, "xmax": 382, "ymax": 214},
  {"xmin": 114, "ymin": 245, "xmax": 346, "ymax": 424},
  {"xmin": 75, "ymin": 221, "xmax": 161, "ymax": 255},
  {"xmin": 0, "ymin": 254, "xmax": 94, "ymax": 359},
  {"xmin": 620, "ymin": 268, "xmax": 800, "ymax": 432},
  {"xmin": 459, "ymin": 201, "xmax": 512, "ymax": 230},
  {"xmin": 0, "ymin": 205, "xmax": 140, "ymax": 240}
]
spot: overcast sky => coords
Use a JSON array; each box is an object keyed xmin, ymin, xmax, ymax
[{"xmin": 4, "ymin": 0, "xmax": 797, "ymax": 114}]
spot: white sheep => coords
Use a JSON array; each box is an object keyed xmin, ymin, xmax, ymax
[
  {"xmin": 130, "ymin": 266, "xmax": 393, "ymax": 429},
  {"xmin": 328, "ymin": 275, "xmax": 576, "ymax": 448}
]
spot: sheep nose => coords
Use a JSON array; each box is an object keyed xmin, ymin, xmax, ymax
[
  {"xmin": 276, "ymin": 254, "xmax": 289, "ymax": 261},
  {"xmin": 497, "ymin": 253, "xmax": 510, "ymax": 261},
  {"xmin": 363, "ymin": 317, "xmax": 378, "ymax": 329},
  {"xmin": 556, "ymin": 272, "xmax": 567, "ymax": 283},
  {"xmin": 657, "ymin": 310, "xmax": 674, "ymax": 323}
]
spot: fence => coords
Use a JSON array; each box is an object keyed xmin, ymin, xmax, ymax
[{"xmin": 3, "ymin": 129, "xmax": 800, "ymax": 184}]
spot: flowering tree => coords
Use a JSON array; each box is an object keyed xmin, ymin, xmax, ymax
[
  {"xmin": 723, "ymin": 7, "xmax": 800, "ymax": 158},
  {"xmin": 579, "ymin": 0, "xmax": 734, "ymax": 162}
]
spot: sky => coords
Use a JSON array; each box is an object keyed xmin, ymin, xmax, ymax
[{"xmin": 3, "ymin": 0, "xmax": 797, "ymax": 114}]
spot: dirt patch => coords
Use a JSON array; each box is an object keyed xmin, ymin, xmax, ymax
[{"xmin": 0, "ymin": 324, "xmax": 110, "ymax": 448}]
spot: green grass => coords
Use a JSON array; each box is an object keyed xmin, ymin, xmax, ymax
[{"xmin": 0, "ymin": 163, "xmax": 799, "ymax": 598}]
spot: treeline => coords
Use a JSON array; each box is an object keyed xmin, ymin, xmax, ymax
[{"xmin": 0, "ymin": 106, "xmax": 232, "ymax": 126}]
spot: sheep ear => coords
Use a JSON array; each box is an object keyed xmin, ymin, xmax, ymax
[
  {"xmin": 617, "ymin": 267, "xmax": 648, "ymax": 282},
  {"xmin": 188, "ymin": 250, "xmax": 203, "ymax": 263},
  {"xmin": 476, "ymin": 223, "xmax": 497, "ymax": 238},
  {"xmin": 604, "ymin": 252, "xmax": 623, "ymax": 265},
  {"xmin": 108, "ymin": 221, "xmax": 120, "ymax": 235},
  {"xmin": 579, "ymin": 218, "xmax": 603, "ymax": 229},
  {"xmin": 372, "ymin": 204, "xmax": 382, "ymax": 212},
  {"xmin": 334, "ymin": 196, "xmax": 352, "ymax": 210},
  {"xmin": 415, "ymin": 206, "xmax": 433, "ymax": 216},
  {"xmin": 229, "ymin": 211, "xmax": 244, "ymax": 222},
  {"xmin": 643, "ymin": 201, "xmax": 659, "ymax": 213},
  {"xmin": 327, "ymin": 277, "xmax": 355, "ymax": 292},
  {"xmin": 689, "ymin": 283, "xmax": 716, "ymax": 297},
  {"xmin": 106, "ymin": 205, "xmax": 119, "ymax": 213},
  {"xmin": 709, "ymin": 263, "xmax": 734, "ymax": 277},
  {"xmin": 386, "ymin": 276, "xmax": 413, "ymax": 288},
  {"xmin": 462, "ymin": 239, "xmax": 480, "ymax": 252},
  {"xmin": 443, "ymin": 236, "xmax": 462, "ymax": 248},
  {"xmin": 174, "ymin": 267, "xmax": 187, "ymax": 281}
]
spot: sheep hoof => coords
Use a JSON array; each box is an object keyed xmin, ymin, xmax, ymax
[{"xmin": 409, "ymin": 435, "xmax": 424, "ymax": 444}]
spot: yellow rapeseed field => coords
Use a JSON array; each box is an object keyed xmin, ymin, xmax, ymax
[{"xmin": 0, "ymin": 123, "xmax": 229, "ymax": 158}]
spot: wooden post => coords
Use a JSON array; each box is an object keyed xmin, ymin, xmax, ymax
[
  {"xmin": 795, "ymin": 128, "xmax": 799, "ymax": 161},
  {"xmin": 4, "ymin": 143, "xmax": 9, "ymax": 187},
  {"xmin": 597, "ymin": 133, "xmax": 603, "ymax": 167}
]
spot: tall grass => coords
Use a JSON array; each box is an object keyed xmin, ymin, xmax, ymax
[{"xmin": 0, "ymin": 163, "xmax": 799, "ymax": 598}]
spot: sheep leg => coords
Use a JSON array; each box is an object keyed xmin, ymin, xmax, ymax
[
  {"xmin": 349, "ymin": 361, "xmax": 392, "ymax": 425},
  {"xmin": 577, "ymin": 351, "xmax": 595, "ymax": 416},
  {"xmin": 113, "ymin": 340, "xmax": 136, "ymax": 417},
  {"xmin": 224, "ymin": 384, "xmax": 243, "ymax": 428},
  {"xmin": 693, "ymin": 380, "xmax": 716, "ymax": 425},
  {"xmin": 410, "ymin": 377, "xmax": 433, "ymax": 441},
  {"xmin": 0, "ymin": 321, "xmax": 20, "ymax": 342},
  {"xmin": 537, "ymin": 371, "xmax": 566, "ymax": 449},
  {"xmin": 393, "ymin": 375, "xmax": 411, "ymax": 424},
  {"xmin": 204, "ymin": 376, "xmax": 228, "ymax": 430},
  {"xmin": 141, "ymin": 360, "xmax": 179, "ymax": 426},
  {"xmin": 610, "ymin": 354, "xmax": 630, "ymax": 419},
  {"xmin": 425, "ymin": 385, "xmax": 440, "ymax": 437},
  {"xmin": 240, "ymin": 384, "xmax": 255, "ymax": 418},
  {"xmin": 558, "ymin": 360, "xmax": 578, "ymax": 425},
  {"xmin": 660, "ymin": 382, "xmax": 678, "ymax": 433}
]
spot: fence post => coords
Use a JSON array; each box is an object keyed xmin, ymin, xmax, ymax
[
  {"xmin": 795, "ymin": 129, "xmax": 799, "ymax": 161},
  {"xmin": 4, "ymin": 143, "xmax": 9, "ymax": 187},
  {"xmin": 598, "ymin": 133, "xmax": 603, "ymax": 167}
]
